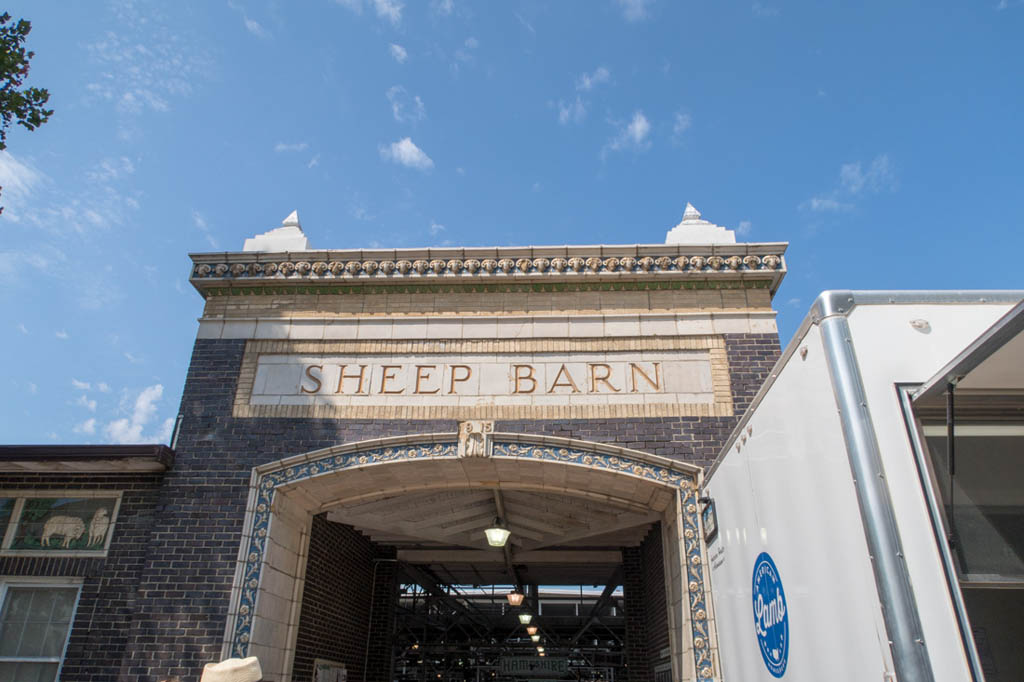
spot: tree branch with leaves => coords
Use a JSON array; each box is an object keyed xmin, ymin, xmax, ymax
[{"xmin": 0, "ymin": 12, "xmax": 52, "ymax": 213}]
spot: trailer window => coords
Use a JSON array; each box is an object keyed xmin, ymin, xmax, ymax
[{"xmin": 921, "ymin": 424, "xmax": 1024, "ymax": 582}]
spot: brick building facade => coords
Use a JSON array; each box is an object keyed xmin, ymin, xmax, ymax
[{"xmin": 0, "ymin": 206, "xmax": 784, "ymax": 682}]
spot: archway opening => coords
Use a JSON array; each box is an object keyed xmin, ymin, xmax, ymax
[{"xmin": 226, "ymin": 435, "xmax": 710, "ymax": 682}]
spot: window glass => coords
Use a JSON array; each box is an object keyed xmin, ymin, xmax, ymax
[
  {"xmin": 0, "ymin": 587, "xmax": 77, "ymax": 682},
  {"xmin": 10, "ymin": 499, "xmax": 116, "ymax": 551},
  {"xmin": 924, "ymin": 431, "xmax": 1024, "ymax": 579},
  {"xmin": 0, "ymin": 500, "xmax": 14, "ymax": 542}
]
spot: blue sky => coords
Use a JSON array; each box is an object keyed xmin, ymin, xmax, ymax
[{"xmin": 1, "ymin": 0, "xmax": 1021, "ymax": 444}]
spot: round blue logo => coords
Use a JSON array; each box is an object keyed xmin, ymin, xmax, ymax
[{"xmin": 752, "ymin": 552, "xmax": 789, "ymax": 677}]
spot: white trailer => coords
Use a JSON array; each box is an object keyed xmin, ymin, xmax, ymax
[{"xmin": 703, "ymin": 291, "xmax": 1024, "ymax": 682}]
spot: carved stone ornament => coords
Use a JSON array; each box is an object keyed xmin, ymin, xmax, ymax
[{"xmin": 458, "ymin": 420, "xmax": 494, "ymax": 458}]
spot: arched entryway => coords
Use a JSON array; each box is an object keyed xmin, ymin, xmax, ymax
[{"xmin": 221, "ymin": 431, "xmax": 717, "ymax": 682}]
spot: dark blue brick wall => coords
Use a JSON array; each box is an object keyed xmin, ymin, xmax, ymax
[{"xmin": 60, "ymin": 331, "xmax": 779, "ymax": 680}]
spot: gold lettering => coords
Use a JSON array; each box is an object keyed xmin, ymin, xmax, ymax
[
  {"xmin": 630, "ymin": 362, "xmax": 661, "ymax": 392},
  {"xmin": 379, "ymin": 365, "xmax": 404, "ymax": 394},
  {"xmin": 449, "ymin": 365, "xmax": 472, "ymax": 394},
  {"xmin": 301, "ymin": 365, "xmax": 323, "ymax": 394},
  {"xmin": 336, "ymin": 364, "xmax": 368, "ymax": 394},
  {"xmin": 547, "ymin": 364, "xmax": 580, "ymax": 393},
  {"xmin": 512, "ymin": 365, "xmax": 537, "ymax": 394},
  {"xmin": 414, "ymin": 365, "xmax": 440, "ymax": 394},
  {"xmin": 589, "ymin": 363, "xmax": 619, "ymax": 393}
]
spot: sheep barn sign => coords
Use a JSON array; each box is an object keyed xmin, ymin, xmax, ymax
[{"xmin": 244, "ymin": 349, "xmax": 721, "ymax": 415}]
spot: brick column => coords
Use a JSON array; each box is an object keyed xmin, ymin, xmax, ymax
[{"xmin": 622, "ymin": 546, "xmax": 650, "ymax": 682}]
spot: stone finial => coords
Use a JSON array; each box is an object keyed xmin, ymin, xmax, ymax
[
  {"xmin": 665, "ymin": 202, "xmax": 737, "ymax": 245},
  {"xmin": 242, "ymin": 210, "xmax": 311, "ymax": 252}
]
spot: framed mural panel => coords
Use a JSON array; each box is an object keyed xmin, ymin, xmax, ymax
[{"xmin": 0, "ymin": 491, "xmax": 122, "ymax": 556}]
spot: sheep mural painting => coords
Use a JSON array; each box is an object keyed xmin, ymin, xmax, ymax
[
  {"xmin": 40, "ymin": 508, "xmax": 110, "ymax": 548},
  {"xmin": 41, "ymin": 514, "xmax": 86, "ymax": 548},
  {"xmin": 9, "ymin": 499, "xmax": 117, "ymax": 551}
]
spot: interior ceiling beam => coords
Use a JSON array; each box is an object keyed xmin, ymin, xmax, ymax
[
  {"xmin": 572, "ymin": 566, "xmax": 623, "ymax": 643},
  {"xmin": 396, "ymin": 549, "xmax": 623, "ymax": 564},
  {"xmin": 519, "ymin": 512, "xmax": 660, "ymax": 551},
  {"xmin": 397, "ymin": 562, "xmax": 492, "ymax": 634}
]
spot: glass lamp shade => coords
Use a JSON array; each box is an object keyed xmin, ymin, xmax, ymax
[
  {"xmin": 530, "ymin": 634, "xmax": 540, "ymax": 643},
  {"xmin": 525, "ymin": 626, "xmax": 538, "ymax": 636},
  {"xmin": 485, "ymin": 525, "xmax": 511, "ymax": 547},
  {"xmin": 537, "ymin": 647, "xmax": 545, "ymax": 653},
  {"xmin": 518, "ymin": 613, "xmax": 533, "ymax": 625},
  {"xmin": 539, "ymin": 653, "xmax": 546, "ymax": 657},
  {"xmin": 506, "ymin": 591, "xmax": 525, "ymax": 606}
]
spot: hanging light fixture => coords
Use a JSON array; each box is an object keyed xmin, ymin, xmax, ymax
[
  {"xmin": 537, "ymin": 647, "xmax": 545, "ymax": 653},
  {"xmin": 530, "ymin": 634, "xmax": 540, "ymax": 643},
  {"xmin": 525, "ymin": 626, "xmax": 538, "ymax": 636},
  {"xmin": 485, "ymin": 517, "xmax": 511, "ymax": 547},
  {"xmin": 518, "ymin": 612, "xmax": 533, "ymax": 625},
  {"xmin": 506, "ymin": 590, "xmax": 524, "ymax": 606}
]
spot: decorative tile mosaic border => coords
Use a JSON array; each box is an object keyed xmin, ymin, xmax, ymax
[{"xmin": 230, "ymin": 440, "xmax": 714, "ymax": 682}]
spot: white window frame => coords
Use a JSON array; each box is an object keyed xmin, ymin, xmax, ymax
[
  {"xmin": 0, "ymin": 576, "xmax": 84, "ymax": 681},
  {"xmin": 0, "ymin": 490, "xmax": 123, "ymax": 557}
]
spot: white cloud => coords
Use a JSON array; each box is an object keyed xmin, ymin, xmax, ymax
[
  {"xmin": 801, "ymin": 153, "xmax": 896, "ymax": 212},
  {"xmin": 389, "ymin": 43, "xmax": 408, "ymax": 63},
  {"xmin": 380, "ymin": 138, "xmax": 435, "ymax": 170},
  {"xmin": 124, "ymin": 351, "xmax": 142, "ymax": 364},
  {"xmin": 464, "ymin": 37, "xmax": 479, "ymax": 49},
  {"xmin": 577, "ymin": 67, "xmax": 610, "ymax": 91},
  {"xmin": 386, "ymin": 86, "xmax": 426, "ymax": 123},
  {"xmin": 73, "ymin": 418, "xmax": 97, "ymax": 435},
  {"xmin": 840, "ymin": 154, "xmax": 897, "ymax": 194},
  {"xmin": 307, "ymin": 154, "xmax": 321, "ymax": 169},
  {"xmin": 372, "ymin": 0, "xmax": 403, "ymax": 24},
  {"xmin": 429, "ymin": 221, "xmax": 445, "ymax": 236},
  {"xmin": 17, "ymin": 323, "xmax": 28, "ymax": 334},
  {"xmin": 87, "ymin": 157, "xmax": 136, "ymax": 183},
  {"xmin": 192, "ymin": 210, "xmax": 218, "ymax": 249},
  {"xmin": 672, "ymin": 111, "xmax": 692, "ymax": 142},
  {"xmin": 0, "ymin": 152, "xmax": 45, "ymax": 210},
  {"xmin": 752, "ymin": 2, "xmax": 780, "ymax": 16},
  {"xmin": 334, "ymin": 0, "xmax": 362, "ymax": 13},
  {"xmin": 75, "ymin": 395, "xmax": 98, "ymax": 412},
  {"xmin": 72, "ymin": 379, "xmax": 91, "ymax": 390},
  {"xmin": 557, "ymin": 68, "xmax": 610, "ymax": 125},
  {"xmin": 274, "ymin": 142, "xmax": 309, "ymax": 152},
  {"xmin": 28, "ymin": 382, "xmax": 37, "ymax": 395},
  {"xmin": 105, "ymin": 384, "xmax": 173, "ymax": 444},
  {"xmin": 514, "ymin": 12, "xmax": 536, "ymax": 33},
  {"xmin": 84, "ymin": 6, "xmax": 210, "ymax": 121},
  {"xmin": 228, "ymin": 1, "xmax": 271, "ymax": 38},
  {"xmin": 98, "ymin": 382, "xmax": 111, "ymax": 393},
  {"xmin": 737, "ymin": 220, "xmax": 753, "ymax": 236},
  {"xmin": 56, "ymin": 330, "xmax": 69, "ymax": 340},
  {"xmin": 433, "ymin": 0, "xmax": 454, "ymax": 15},
  {"xmin": 617, "ymin": 0, "xmax": 653, "ymax": 21},
  {"xmin": 558, "ymin": 97, "xmax": 585, "ymax": 125},
  {"xmin": 604, "ymin": 111, "xmax": 652, "ymax": 156}
]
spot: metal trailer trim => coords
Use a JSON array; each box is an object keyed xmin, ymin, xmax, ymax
[
  {"xmin": 706, "ymin": 289, "xmax": 1024, "ymax": 479},
  {"xmin": 913, "ymin": 298, "xmax": 1024, "ymax": 404},
  {"xmin": 896, "ymin": 384, "xmax": 985, "ymax": 682},
  {"xmin": 818, "ymin": 311, "xmax": 935, "ymax": 682}
]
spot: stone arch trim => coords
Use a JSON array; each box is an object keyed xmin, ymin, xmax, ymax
[{"xmin": 228, "ymin": 432, "xmax": 716, "ymax": 682}]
